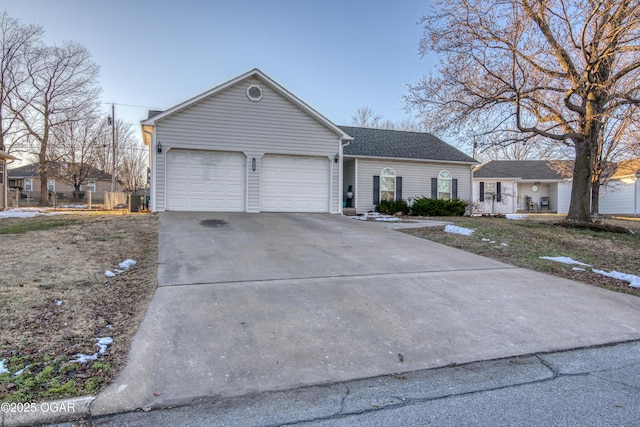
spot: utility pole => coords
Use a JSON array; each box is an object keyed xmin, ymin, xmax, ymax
[{"xmin": 111, "ymin": 103, "xmax": 116, "ymax": 192}]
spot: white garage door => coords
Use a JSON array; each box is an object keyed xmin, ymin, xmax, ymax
[
  {"xmin": 261, "ymin": 155, "xmax": 330, "ymax": 212},
  {"xmin": 166, "ymin": 150, "xmax": 245, "ymax": 211}
]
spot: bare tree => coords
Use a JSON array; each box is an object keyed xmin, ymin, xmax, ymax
[
  {"xmin": 406, "ymin": 0, "xmax": 640, "ymax": 222},
  {"xmin": 0, "ymin": 11, "xmax": 42, "ymax": 152},
  {"xmin": 49, "ymin": 109, "xmax": 105, "ymax": 195},
  {"xmin": 10, "ymin": 41, "xmax": 100, "ymax": 206},
  {"xmin": 351, "ymin": 106, "xmax": 423, "ymax": 131},
  {"xmin": 351, "ymin": 106, "xmax": 382, "ymax": 128},
  {"xmin": 113, "ymin": 120, "xmax": 147, "ymax": 193}
]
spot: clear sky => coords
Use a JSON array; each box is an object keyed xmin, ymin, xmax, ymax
[{"xmin": 2, "ymin": 0, "xmax": 436, "ymax": 141}]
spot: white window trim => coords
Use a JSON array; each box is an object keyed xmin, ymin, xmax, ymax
[
  {"xmin": 47, "ymin": 179, "xmax": 55, "ymax": 192},
  {"xmin": 83, "ymin": 180, "xmax": 96, "ymax": 192},
  {"xmin": 24, "ymin": 178, "xmax": 33, "ymax": 191},
  {"xmin": 437, "ymin": 170, "xmax": 452, "ymax": 200},
  {"xmin": 380, "ymin": 167, "xmax": 396, "ymax": 202}
]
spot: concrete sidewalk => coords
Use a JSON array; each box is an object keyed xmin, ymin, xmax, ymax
[{"xmin": 88, "ymin": 213, "xmax": 640, "ymax": 417}]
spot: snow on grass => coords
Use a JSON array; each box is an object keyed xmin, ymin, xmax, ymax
[
  {"xmin": 506, "ymin": 214, "xmax": 527, "ymax": 220},
  {"xmin": 539, "ymin": 256, "xmax": 592, "ymax": 266},
  {"xmin": 105, "ymin": 259, "xmax": 137, "ymax": 278},
  {"xmin": 119, "ymin": 259, "xmax": 137, "ymax": 269},
  {"xmin": 444, "ymin": 224, "xmax": 474, "ymax": 235},
  {"xmin": 349, "ymin": 212, "xmax": 401, "ymax": 222},
  {"xmin": 0, "ymin": 358, "xmax": 8, "ymax": 375},
  {"xmin": 0, "ymin": 208, "xmax": 70, "ymax": 218},
  {"xmin": 572, "ymin": 267, "xmax": 586, "ymax": 271},
  {"xmin": 70, "ymin": 337, "xmax": 113, "ymax": 364},
  {"xmin": 59, "ymin": 204, "xmax": 88, "ymax": 209},
  {"xmin": 592, "ymin": 269, "xmax": 640, "ymax": 288}
]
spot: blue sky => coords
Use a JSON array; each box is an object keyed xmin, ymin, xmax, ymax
[{"xmin": 2, "ymin": 0, "xmax": 436, "ymax": 139}]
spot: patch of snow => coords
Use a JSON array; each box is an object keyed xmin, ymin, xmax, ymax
[
  {"xmin": 490, "ymin": 241, "xmax": 496, "ymax": 244},
  {"xmin": 572, "ymin": 267, "xmax": 586, "ymax": 271},
  {"xmin": 592, "ymin": 269, "xmax": 640, "ymax": 288},
  {"xmin": 0, "ymin": 359, "xmax": 8, "ymax": 375},
  {"xmin": 539, "ymin": 256, "xmax": 592, "ymax": 267},
  {"xmin": 506, "ymin": 214, "xmax": 527, "ymax": 220},
  {"xmin": 55, "ymin": 300, "xmax": 62, "ymax": 306},
  {"xmin": 118, "ymin": 259, "xmax": 137, "ymax": 269},
  {"xmin": 59, "ymin": 204, "xmax": 87, "ymax": 209},
  {"xmin": 500, "ymin": 243, "xmax": 509, "ymax": 246},
  {"xmin": 0, "ymin": 208, "xmax": 44, "ymax": 219},
  {"xmin": 349, "ymin": 212, "xmax": 401, "ymax": 222},
  {"xmin": 481, "ymin": 238, "xmax": 491, "ymax": 242},
  {"xmin": 104, "ymin": 270, "xmax": 116, "ymax": 278},
  {"xmin": 14, "ymin": 365, "xmax": 31, "ymax": 377},
  {"xmin": 444, "ymin": 224, "xmax": 474, "ymax": 235},
  {"xmin": 70, "ymin": 337, "xmax": 113, "ymax": 364}
]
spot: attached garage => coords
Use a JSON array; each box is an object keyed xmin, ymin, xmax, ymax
[
  {"xmin": 166, "ymin": 150, "xmax": 245, "ymax": 212},
  {"xmin": 141, "ymin": 69, "xmax": 352, "ymax": 213},
  {"xmin": 261, "ymin": 155, "xmax": 330, "ymax": 212}
]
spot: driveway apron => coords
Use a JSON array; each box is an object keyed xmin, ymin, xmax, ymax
[{"xmin": 92, "ymin": 213, "xmax": 640, "ymax": 415}]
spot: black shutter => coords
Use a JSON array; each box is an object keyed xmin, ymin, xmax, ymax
[
  {"xmin": 479, "ymin": 182, "xmax": 485, "ymax": 202},
  {"xmin": 396, "ymin": 177, "xmax": 402, "ymax": 201},
  {"xmin": 452, "ymin": 179, "xmax": 458, "ymax": 199},
  {"xmin": 431, "ymin": 178, "xmax": 438, "ymax": 199},
  {"xmin": 373, "ymin": 176, "xmax": 380, "ymax": 205},
  {"xmin": 496, "ymin": 182, "xmax": 502, "ymax": 202}
]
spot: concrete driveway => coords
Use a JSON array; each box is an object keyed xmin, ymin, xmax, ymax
[{"xmin": 93, "ymin": 213, "xmax": 640, "ymax": 415}]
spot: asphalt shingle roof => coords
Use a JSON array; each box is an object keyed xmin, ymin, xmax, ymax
[
  {"xmin": 339, "ymin": 126, "xmax": 477, "ymax": 163},
  {"xmin": 8, "ymin": 162, "xmax": 112, "ymax": 180},
  {"xmin": 473, "ymin": 160, "xmax": 573, "ymax": 180}
]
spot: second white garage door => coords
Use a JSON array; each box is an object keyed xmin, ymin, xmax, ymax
[
  {"xmin": 166, "ymin": 150, "xmax": 245, "ymax": 211},
  {"xmin": 261, "ymin": 155, "xmax": 330, "ymax": 212}
]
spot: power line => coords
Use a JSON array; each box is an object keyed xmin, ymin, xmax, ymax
[{"xmin": 101, "ymin": 102, "xmax": 159, "ymax": 110}]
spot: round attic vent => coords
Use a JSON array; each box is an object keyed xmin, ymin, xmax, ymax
[{"xmin": 247, "ymin": 85, "xmax": 263, "ymax": 101}]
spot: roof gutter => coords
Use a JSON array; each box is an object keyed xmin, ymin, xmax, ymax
[{"xmin": 342, "ymin": 154, "xmax": 478, "ymax": 165}]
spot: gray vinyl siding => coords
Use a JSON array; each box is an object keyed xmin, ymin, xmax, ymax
[
  {"xmin": 355, "ymin": 158, "xmax": 472, "ymax": 214},
  {"xmin": 153, "ymin": 76, "xmax": 341, "ymax": 212},
  {"xmin": 343, "ymin": 159, "xmax": 355, "ymax": 204},
  {"xmin": 600, "ymin": 179, "xmax": 637, "ymax": 215}
]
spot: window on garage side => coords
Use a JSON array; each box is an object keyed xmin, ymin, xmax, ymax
[
  {"xmin": 437, "ymin": 170, "xmax": 452, "ymax": 200},
  {"xmin": 380, "ymin": 167, "xmax": 396, "ymax": 202}
]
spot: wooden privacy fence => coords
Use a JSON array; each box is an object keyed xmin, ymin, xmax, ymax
[{"xmin": 104, "ymin": 192, "xmax": 128, "ymax": 210}]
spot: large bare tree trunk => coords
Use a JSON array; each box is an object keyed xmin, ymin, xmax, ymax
[{"xmin": 567, "ymin": 140, "xmax": 593, "ymax": 222}]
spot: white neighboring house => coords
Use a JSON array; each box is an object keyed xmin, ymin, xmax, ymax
[
  {"xmin": 599, "ymin": 159, "xmax": 640, "ymax": 216},
  {"xmin": 473, "ymin": 160, "xmax": 573, "ymax": 214},
  {"xmin": 0, "ymin": 150, "xmax": 18, "ymax": 210}
]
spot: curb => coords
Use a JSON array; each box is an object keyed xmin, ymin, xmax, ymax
[{"xmin": 1, "ymin": 396, "xmax": 94, "ymax": 427}]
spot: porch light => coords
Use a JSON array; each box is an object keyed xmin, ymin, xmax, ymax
[
  {"xmin": 334, "ymin": 153, "xmax": 339, "ymax": 163},
  {"xmin": 157, "ymin": 142, "xmax": 163, "ymax": 153},
  {"xmin": 252, "ymin": 157, "xmax": 256, "ymax": 171}
]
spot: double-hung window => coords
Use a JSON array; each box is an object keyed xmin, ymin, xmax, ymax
[{"xmin": 380, "ymin": 167, "xmax": 396, "ymax": 202}]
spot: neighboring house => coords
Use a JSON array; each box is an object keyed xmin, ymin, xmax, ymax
[
  {"xmin": 8, "ymin": 162, "xmax": 113, "ymax": 201},
  {"xmin": 340, "ymin": 126, "xmax": 478, "ymax": 214},
  {"xmin": 473, "ymin": 160, "xmax": 573, "ymax": 214},
  {"xmin": 0, "ymin": 150, "xmax": 18, "ymax": 210},
  {"xmin": 141, "ymin": 68, "xmax": 477, "ymax": 213},
  {"xmin": 599, "ymin": 158, "xmax": 640, "ymax": 216}
]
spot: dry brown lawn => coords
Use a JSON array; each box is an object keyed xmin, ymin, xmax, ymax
[{"xmin": 0, "ymin": 211, "xmax": 158, "ymax": 402}]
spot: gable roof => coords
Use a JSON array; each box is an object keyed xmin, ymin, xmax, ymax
[
  {"xmin": 611, "ymin": 158, "xmax": 640, "ymax": 179},
  {"xmin": 141, "ymin": 68, "xmax": 352, "ymax": 141},
  {"xmin": 339, "ymin": 126, "xmax": 477, "ymax": 164},
  {"xmin": 8, "ymin": 162, "xmax": 112, "ymax": 180},
  {"xmin": 473, "ymin": 160, "xmax": 573, "ymax": 180}
]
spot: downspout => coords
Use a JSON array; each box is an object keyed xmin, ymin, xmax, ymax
[{"xmin": 340, "ymin": 139, "xmax": 351, "ymax": 214}]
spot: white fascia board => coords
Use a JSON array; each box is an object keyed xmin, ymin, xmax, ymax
[{"xmin": 343, "ymin": 154, "xmax": 478, "ymax": 165}]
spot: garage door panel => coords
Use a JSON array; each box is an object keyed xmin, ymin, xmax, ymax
[
  {"xmin": 166, "ymin": 150, "xmax": 245, "ymax": 212},
  {"xmin": 261, "ymin": 155, "xmax": 329, "ymax": 212}
]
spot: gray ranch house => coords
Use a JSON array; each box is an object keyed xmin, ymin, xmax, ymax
[{"xmin": 141, "ymin": 69, "xmax": 477, "ymax": 213}]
